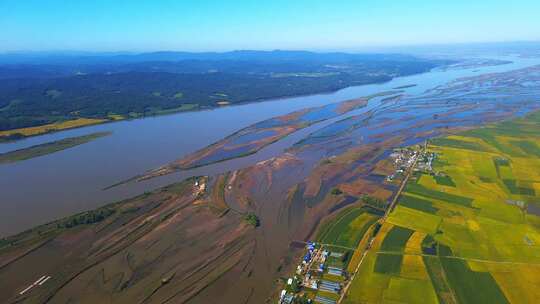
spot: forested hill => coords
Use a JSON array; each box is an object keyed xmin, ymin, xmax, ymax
[{"xmin": 0, "ymin": 51, "xmax": 450, "ymax": 133}]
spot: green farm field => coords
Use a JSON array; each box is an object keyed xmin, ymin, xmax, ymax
[
  {"xmin": 343, "ymin": 111, "xmax": 540, "ymax": 303},
  {"xmin": 316, "ymin": 206, "xmax": 380, "ymax": 249}
]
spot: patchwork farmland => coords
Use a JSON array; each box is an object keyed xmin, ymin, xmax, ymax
[{"xmin": 342, "ymin": 111, "xmax": 540, "ymax": 303}]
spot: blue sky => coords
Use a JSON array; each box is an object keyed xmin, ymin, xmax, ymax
[{"xmin": 0, "ymin": 0, "xmax": 539, "ymax": 52}]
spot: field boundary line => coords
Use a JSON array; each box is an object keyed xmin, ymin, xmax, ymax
[{"xmin": 375, "ymin": 251, "xmax": 540, "ymax": 265}]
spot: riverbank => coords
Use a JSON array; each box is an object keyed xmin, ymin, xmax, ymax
[
  {"xmin": 0, "ymin": 81, "xmax": 399, "ymax": 144},
  {"xmin": 0, "ymin": 132, "xmax": 111, "ymax": 164}
]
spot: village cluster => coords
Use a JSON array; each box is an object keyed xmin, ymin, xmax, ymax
[
  {"xmin": 279, "ymin": 242, "xmax": 347, "ymax": 304},
  {"xmin": 279, "ymin": 144, "xmax": 440, "ymax": 303},
  {"xmin": 386, "ymin": 145, "xmax": 435, "ymax": 182}
]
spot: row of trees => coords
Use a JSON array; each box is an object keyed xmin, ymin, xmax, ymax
[{"xmin": 57, "ymin": 208, "xmax": 115, "ymax": 229}]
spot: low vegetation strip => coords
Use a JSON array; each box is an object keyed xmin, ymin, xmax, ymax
[{"xmin": 0, "ymin": 131, "xmax": 111, "ymax": 164}]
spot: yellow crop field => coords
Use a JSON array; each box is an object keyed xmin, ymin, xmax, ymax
[
  {"xmin": 0, "ymin": 118, "xmax": 108, "ymax": 137},
  {"xmin": 108, "ymin": 114, "xmax": 125, "ymax": 120},
  {"xmin": 347, "ymin": 219, "xmax": 380, "ymax": 273},
  {"xmin": 404, "ymin": 231, "xmax": 426, "ymax": 255},
  {"xmin": 387, "ymin": 206, "xmax": 441, "ymax": 234},
  {"xmin": 400, "ymin": 255, "xmax": 429, "ymax": 280},
  {"xmin": 488, "ymin": 263, "xmax": 540, "ymax": 304},
  {"xmin": 383, "ymin": 276, "xmax": 438, "ymax": 304}
]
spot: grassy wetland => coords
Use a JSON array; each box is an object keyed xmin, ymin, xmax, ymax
[{"xmin": 0, "ymin": 132, "xmax": 111, "ymax": 164}]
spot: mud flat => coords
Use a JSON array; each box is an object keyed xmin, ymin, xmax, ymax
[
  {"xmin": 435, "ymin": 58, "xmax": 512, "ymax": 71},
  {"xmin": 135, "ymin": 93, "xmax": 399, "ymax": 181},
  {"xmin": 0, "ymin": 177, "xmax": 259, "ymax": 303}
]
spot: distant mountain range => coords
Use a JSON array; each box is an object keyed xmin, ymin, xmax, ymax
[{"xmin": 0, "ymin": 50, "xmax": 428, "ymax": 66}]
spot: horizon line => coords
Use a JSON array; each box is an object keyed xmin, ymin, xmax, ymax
[{"xmin": 2, "ymin": 40, "xmax": 540, "ymax": 55}]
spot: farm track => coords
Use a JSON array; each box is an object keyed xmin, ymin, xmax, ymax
[
  {"xmin": 337, "ymin": 147, "xmax": 421, "ymax": 304},
  {"xmin": 291, "ymin": 240, "xmax": 358, "ymax": 252},
  {"xmin": 375, "ymin": 251, "xmax": 540, "ymax": 266}
]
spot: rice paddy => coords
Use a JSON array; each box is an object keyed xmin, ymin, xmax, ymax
[
  {"xmin": 379, "ymin": 226, "xmax": 414, "ymax": 252},
  {"xmin": 317, "ymin": 206, "xmax": 380, "ymax": 249},
  {"xmin": 343, "ymin": 111, "xmax": 540, "ymax": 303}
]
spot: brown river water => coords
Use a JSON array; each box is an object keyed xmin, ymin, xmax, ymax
[{"xmin": 1, "ymin": 56, "xmax": 540, "ymax": 237}]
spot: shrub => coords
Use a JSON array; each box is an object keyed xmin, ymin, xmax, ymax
[
  {"xmin": 244, "ymin": 213, "xmax": 260, "ymax": 227},
  {"xmin": 331, "ymin": 188, "xmax": 343, "ymax": 195},
  {"xmin": 361, "ymin": 195, "xmax": 387, "ymax": 209},
  {"xmin": 58, "ymin": 208, "xmax": 115, "ymax": 229}
]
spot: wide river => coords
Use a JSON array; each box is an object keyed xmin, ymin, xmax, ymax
[{"xmin": 1, "ymin": 56, "xmax": 540, "ymax": 237}]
